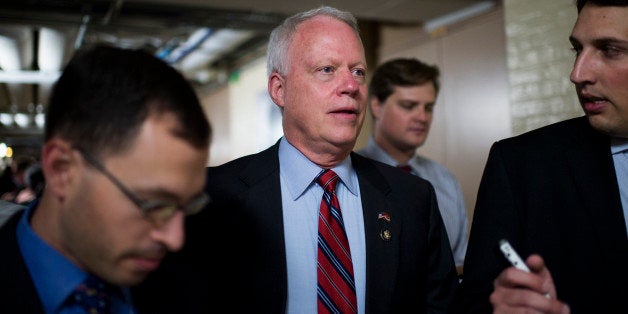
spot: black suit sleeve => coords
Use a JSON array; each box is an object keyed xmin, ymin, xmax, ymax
[{"xmin": 450, "ymin": 142, "xmax": 520, "ymax": 313}]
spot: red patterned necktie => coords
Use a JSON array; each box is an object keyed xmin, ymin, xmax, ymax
[{"xmin": 316, "ymin": 169, "xmax": 357, "ymax": 314}]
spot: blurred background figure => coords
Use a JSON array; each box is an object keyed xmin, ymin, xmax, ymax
[
  {"xmin": 358, "ymin": 58, "xmax": 468, "ymax": 275},
  {"xmin": 0, "ymin": 155, "xmax": 37, "ymax": 203},
  {"xmin": 14, "ymin": 162, "xmax": 44, "ymax": 205}
]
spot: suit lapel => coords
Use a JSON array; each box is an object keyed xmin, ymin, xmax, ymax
[
  {"xmin": 565, "ymin": 119, "xmax": 628, "ymax": 283},
  {"xmin": 352, "ymin": 153, "xmax": 399, "ymax": 312},
  {"xmin": 237, "ymin": 142, "xmax": 288, "ymax": 306},
  {"xmin": 238, "ymin": 143, "xmax": 283, "ymax": 226}
]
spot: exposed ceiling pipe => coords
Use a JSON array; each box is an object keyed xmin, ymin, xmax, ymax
[
  {"xmin": 30, "ymin": 28, "xmax": 39, "ymax": 118},
  {"xmin": 38, "ymin": 28, "xmax": 65, "ymax": 72},
  {"xmin": 103, "ymin": 0, "xmax": 125, "ymax": 25},
  {"xmin": 175, "ymin": 29, "xmax": 254, "ymax": 83},
  {"xmin": 0, "ymin": 71, "xmax": 60, "ymax": 84},
  {"xmin": 74, "ymin": 15, "xmax": 91, "ymax": 49},
  {"xmin": 0, "ymin": 33, "xmax": 21, "ymax": 71},
  {"xmin": 162, "ymin": 28, "xmax": 215, "ymax": 64}
]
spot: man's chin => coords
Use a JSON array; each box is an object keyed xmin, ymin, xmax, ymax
[
  {"xmin": 586, "ymin": 114, "xmax": 626, "ymax": 137},
  {"xmin": 405, "ymin": 138, "xmax": 426, "ymax": 148}
]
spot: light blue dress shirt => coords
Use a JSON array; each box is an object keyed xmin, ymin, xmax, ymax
[
  {"xmin": 357, "ymin": 137, "xmax": 468, "ymax": 267},
  {"xmin": 279, "ymin": 137, "xmax": 366, "ymax": 314},
  {"xmin": 16, "ymin": 202, "xmax": 136, "ymax": 314},
  {"xmin": 611, "ymin": 137, "xmax": 628, "ymax": 236}
]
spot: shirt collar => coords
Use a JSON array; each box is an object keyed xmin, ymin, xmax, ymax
[
  {"xmin": 365, "ymin": 137, "xmax": 399, "ymax": 166},
  {"xmin": 278, "ymin": 137, "xmax": 358, "ymax": 200},
  {"xmin": 611, "ymin": 137, "xmax": 628, "ymax": 154}
]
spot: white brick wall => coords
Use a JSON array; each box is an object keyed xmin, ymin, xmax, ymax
[{"xmin": 504, "ymin": 0, "xmax": 581, "ymax": 135}]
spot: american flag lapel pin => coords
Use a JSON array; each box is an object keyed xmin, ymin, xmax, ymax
[{"xmin": 377, "ymin": 211, "xmax": 391, "ymax": 222}]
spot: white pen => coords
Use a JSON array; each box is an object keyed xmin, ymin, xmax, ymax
[
  {"xmin": 499, "ymin": 239, "xmax": 551, "ymax": 299},
  {"xmin": 499, "ymin": 239, "xmax": 530, "ymax": 272}
]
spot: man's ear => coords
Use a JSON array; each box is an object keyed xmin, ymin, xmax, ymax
[
  {"xmin": 268, "ymin": 72, "xmax": 285, "ymax": 109},
  {"xmin": 370, "ymin": 97, "xmax": 383, "ymax": 120},
  {"xmin": 40, "ymin": 139, "xmax": 77, "ymax": 198}
]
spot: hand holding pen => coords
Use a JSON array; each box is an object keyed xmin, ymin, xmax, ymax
[{"xmin": 490, "ymin": 240, "xmax": 571, "ymax": 314}]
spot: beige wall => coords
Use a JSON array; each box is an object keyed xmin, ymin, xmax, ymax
[
  {"xmin": 199, "ymin": 0, "xmax": 581, "ymax": 224},
  {"xmin": 199, "ymin": 83, "xmax": 230, "ymax": 166},
  {"xmin": 200, "ymin": 57, "xmax": 282, "ymax": 166}
]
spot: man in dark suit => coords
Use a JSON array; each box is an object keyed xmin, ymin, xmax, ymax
[
  {"xmin": 452, "ymin": 1, "xmax": 628, "ymax": 313},
  {"xmin": 0, "ymin": 45, "xmax": 211, "ymax": 313},
  {"xmin": 138, "ymin": 5, "xmax": 457, "ymax": 314}
]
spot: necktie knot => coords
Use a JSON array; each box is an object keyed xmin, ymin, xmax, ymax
[
  {"xmin": 397, "ymin": 164, "xmax": 412, "ymax": 173},
  {"xmin": 317, "ymin": 169, "xmax": 339, "ymax": 193},
  {"xmin": 71, "ymin": 276, "xmax": 112, "ymax": 314}
]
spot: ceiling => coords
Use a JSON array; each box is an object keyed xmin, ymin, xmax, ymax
[{"xmin": 0, "ymin": 0, "xmax": 496, "ymax": 157}]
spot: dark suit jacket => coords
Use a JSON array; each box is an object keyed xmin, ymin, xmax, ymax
[
  {"xmin": 452, "ymin": 116, "xmax": 628, "ymax": 313},
  {"xmin": 136, "ymin": 141, "xmax": 458, "ymax": 313},
  {"xmin": 0, "ymin": 211, "xmax": 46, "ymax": 313}
]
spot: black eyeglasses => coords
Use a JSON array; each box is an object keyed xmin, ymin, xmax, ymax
[{"xmin": 74, "ymin": 146, "xmax": 209, "ymax": 225}]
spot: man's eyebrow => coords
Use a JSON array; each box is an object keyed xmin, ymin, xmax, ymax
[
  {"xmin": 569, "ymin": 35, "xmax": 628, "ymax": 46},
  {"xmin": 591, "ymin": 37, "xmax": 628, "ymax": 47}
]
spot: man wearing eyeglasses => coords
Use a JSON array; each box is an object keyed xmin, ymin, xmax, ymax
[{"xmin": 0, "ymin": 45, "xmax": 211, "ymax": 313}]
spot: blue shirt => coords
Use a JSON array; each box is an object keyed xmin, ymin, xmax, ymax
[
  {"xmin": 357, "ymin": 137, "xmax": 468, "ymax": 267},
  {"xmin": 611, "ymin": 137, "xmax": 628, "ymax": 236},
  {"xmin": 16, "ymin": 202, "xmax": 136, "ymax": 314},
  {"xmin": 279, "ymin": 137, "xmax": 366, "ymax": 314}
]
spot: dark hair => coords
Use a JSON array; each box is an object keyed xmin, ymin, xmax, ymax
[
  {"xmin": 45, "ymin": 44, "xmax": 211, "ymax": 158},
  {"xmin": 368, "ymin": 58, "xmax": 440, "ymax": 103},
  {"xmin": 576, "ymin": 0, "xmax": 628, "ymax": 12}
]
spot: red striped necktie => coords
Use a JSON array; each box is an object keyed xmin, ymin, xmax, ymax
[{"xmin": 316, "ymin": 169, "xmax": 357, "ymax": 314}]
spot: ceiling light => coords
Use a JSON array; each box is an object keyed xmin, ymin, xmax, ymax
[
  {"xmin": 0, "ymin": 70, "xmax": 60, "ymax": 84},
  {"xmin": 423, "ymin": 1, "xmax": 495, "ymax": 34}
]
